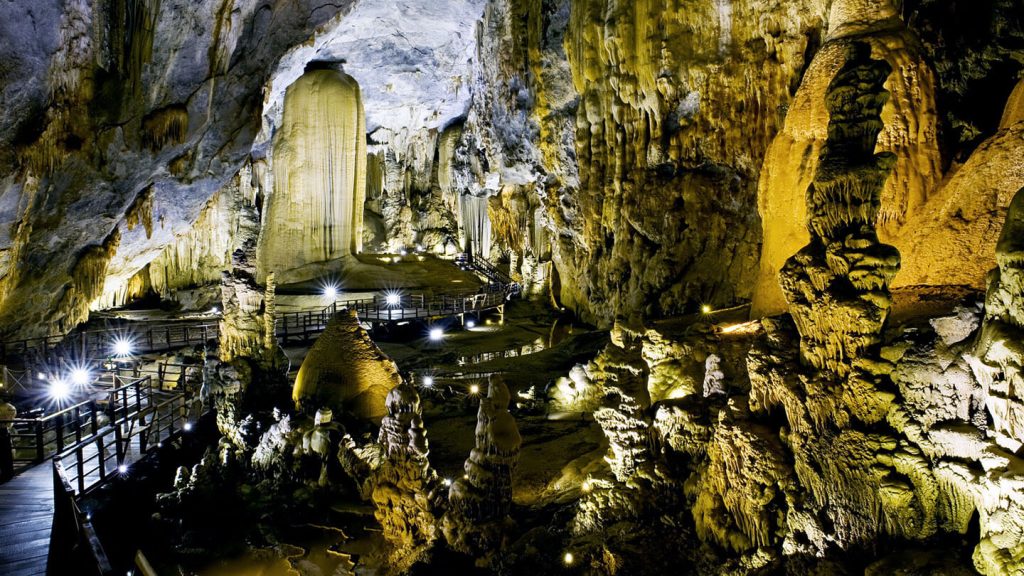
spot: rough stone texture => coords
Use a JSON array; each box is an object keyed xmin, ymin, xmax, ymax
[
  {"xmin": 970, "ymin": 187, "xmax": 1024, "ymax": 447},
  {"xmin": 693, "ymin": 403, "xmax": 793, "ymax": 552},
  {"xmin": 292, "ymin": 310, "xmax": 401, "ymax": 421},
  {"xmin": 593, "ymin": 328, "xmax": 653, "ymax": 483},
  {"xmin": 893, "ymin": 119, "xmax": 1024, "ymax": 292},
  {"xmin": 460, "ymin": 0, "xmax": 832, "ymax": 326}
]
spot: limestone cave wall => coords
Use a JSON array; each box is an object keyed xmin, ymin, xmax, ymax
[
  {"xmin": 0, "ymin": 0, "xmax": 356, "ymax": 337},
  {"xmin": 464, "ymin": 0, "xmax": 1023, "ymax": 327},
  {"xmin": 2, "ymin": 0, "xmax": 1020, "ymax": 335}
]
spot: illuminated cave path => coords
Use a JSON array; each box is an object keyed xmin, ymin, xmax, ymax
[
  {"xmin": 0, "ymin": 429, "xmax": 148, "ymax": 575},
  {"xmin": 0, "ymin": 463, "xmax": 53, "ymax": 575}
]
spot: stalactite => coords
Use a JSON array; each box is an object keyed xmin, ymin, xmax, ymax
[
  {"xmin": 56, "ymin": 228, "xmax": 121, "ymax": 334},
  {"xmin": 142, "ymin": 105, "xmax": 189, "ymax": 151},
  {"xmin": 125, "ymin": 185, "xmax": 155, "ymax": 238},
  {"xmin": 96, "ymin": 177, "xmax": 242, "ymax": 309},
  {"xmin": 111, "ymin": 0, "xmax": 161, "ymax": 92},
  {"xmin": 91, "ymin": 265, "xmax": 152, "ymax": 310},
  {"xmin": 461, "ymin": 194, "xmax": 492, "ymax": 257}
]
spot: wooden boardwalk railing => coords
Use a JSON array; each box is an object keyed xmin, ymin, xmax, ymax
[
  {"xmin": 44, "ymin": 373, "xmax": 198, "ymax": 576},
  {"xmin": 53, "ymin": 380, "xmax": 193, "ymax": 496},
  {"xmin": 0, "ymin": 323, "xmax": 217, "ymax": 366},
  {"xmin": 277, "ymin": 279, "xmax": 517, "ymax": 342},
  {"xmin": 0, "ymin": 375, "xmax": 153, "ymax": 472},
  {"xmin": 0, "ymin": 253, "xmax": 519, "ymax": 362}
]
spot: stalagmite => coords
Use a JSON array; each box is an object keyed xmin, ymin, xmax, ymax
[
  {"xmin": 292, "ymin": 310, "xmax": 402, "ymax": 421},
  {"xmin": 779, "ymin": 41, "xmax": 899, "ymax": 377},
  {"xmin": 752, "ymin": 0, "xmax": 942, "ymax": 316},
  {"xmin": 259, "ymin": 65, "xmax": 367, "ymax": 284},
  {"xmin": 5, "ymin": 2, "xmax": 1024, "ymax": 574},
  {"xmin": 369, "ymin": 380, "xmax": 440, "ymax": 563},
  {"xmin": 219, "ymin": 198, "xmax": 273, "ymax": 363},
  {"xmin": 443, "ymin": 375, "xmax": 522, "ymax": 556}
]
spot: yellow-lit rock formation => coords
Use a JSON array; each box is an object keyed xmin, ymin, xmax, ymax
[
  {"xmin": 753, "ymin": 0, "xmax": 941, "ymax": 316},
  {"xmin": 259, "ymin": 67, "xmax": 367, "ymax": 284},
  {"xmin": 293, "ymin": 310, "xmax": 401, "ymax": 422}
]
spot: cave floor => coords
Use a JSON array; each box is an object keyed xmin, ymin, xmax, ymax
[{"xmin": 276, "ymin": 253, "xmax": 485, "ymax": 297}]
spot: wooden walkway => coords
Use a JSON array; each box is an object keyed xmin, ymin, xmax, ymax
[
  {"xmin": 0, "ymin": 430, "xmax": 152, "ymax": 576},
  {"xmin": 277, "ymin": 288, "xmax": 512, "ymax": 343},
  {"xmin": 0, "ymin": 462, "xmax": 53, "ymax": 575},
  {"xmin": 0, "ymin": 254, "xmax": 518, "ymax": 365},
  {"xmin": 0, "ymin": 374, "xmax": 187, "ymax": 575}
]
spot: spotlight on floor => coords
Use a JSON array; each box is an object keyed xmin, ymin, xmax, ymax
[
  {"xmin": 112, "ymin": 337, "xmax": 133, "ymax": 357},
  {"xmin": 429, "ymin": 327, "xmax": 444, "ymax": 341},
  {"xmin": 422, "ymin": 376, "xmax": 434, "ymax": 388},
  {"xmin": 71, "ymin": 368, "xmax": 91, "ymax": 386},
  {"xmin": 385, "ymin": 291, "xmax": 401, "ymax": 307},
  {"xmin": 49, "ymin": 379, "xmax": 70, "ymax": 401}
]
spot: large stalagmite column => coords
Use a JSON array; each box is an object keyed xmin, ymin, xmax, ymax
[
  {"xmin": 259, "ymin": 65, "xmax": 366, "ymax": 282},
  {"xmin": 750, "ymin": 0, "xmax": 940, "ymax": 317}
]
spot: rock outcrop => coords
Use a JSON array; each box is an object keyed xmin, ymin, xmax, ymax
[{"xmin": 292, "ymin": 310, "xmax": 401, "ymax": 421}]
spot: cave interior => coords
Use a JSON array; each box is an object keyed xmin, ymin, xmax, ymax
[{"xmin": 0, "ymin": 0, "xmax": 1023, "ymax": 575}]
